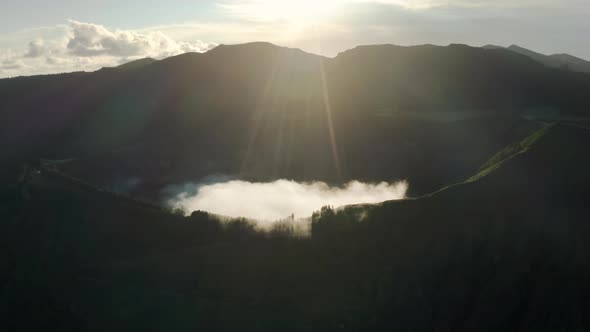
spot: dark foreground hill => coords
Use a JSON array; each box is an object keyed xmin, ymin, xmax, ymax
[
  {"xmin": 2, "ymin": 124, "xmax": 590, "ymax": 331},
  {"xmin": 313, "ymin": 123, "xmax": 590, "ymax": 330},
  {"xmin": 1, "ymin": 42, "xmax": 589, "ymax": 197}
]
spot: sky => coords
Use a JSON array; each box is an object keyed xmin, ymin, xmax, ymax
[{"xmin": 1, "ymin": 0, "xmax": 589, "ymax": 77}]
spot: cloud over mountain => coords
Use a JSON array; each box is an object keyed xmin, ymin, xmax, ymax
[
  {"xmin": 0, "ymin": 20, "xmax": 216, "ymax": 78},
  {"xmin": 66, "ymin": 20, "xmax": 214, "ymax": 58}
]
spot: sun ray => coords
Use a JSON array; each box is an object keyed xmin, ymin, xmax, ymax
[
  {"xmin": 272, "ymin": 109, "xmax": 287, "ymax": 178},
  {"xmin": 240, "ymin": 53, "xmax": 282, "ymax": 176},
  {"xmin": 320, "ymin": 60, "xmax": 342, "ymax": 180}
]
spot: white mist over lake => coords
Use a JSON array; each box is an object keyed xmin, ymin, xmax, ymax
[{"xmin": 168, "ymin": 179, "xmax": 408, "ymax": 221}]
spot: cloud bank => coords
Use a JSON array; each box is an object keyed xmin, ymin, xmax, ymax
[
  {"xmin": 66, "ymin": 20, "xmax": 213, "ymax": 58},
  {"xmin": 0, "ymin": 20, "xmax": 216, "ymax": 78},
  {"xmin": 168, "ymin": 179, "xmax": 408, "ymax": 222}
]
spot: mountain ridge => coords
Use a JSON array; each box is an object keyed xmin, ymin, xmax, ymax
[
  {"xmin": 4, "ymin": 41, "xmax": 590, "ymax": 81},
  {"xmin": 1, "ymin": 41, "xmax": 588, "ymax": 198},
  {"xmin": 483, "ymin": 43, "xmax": 590, "ymax": 73}
]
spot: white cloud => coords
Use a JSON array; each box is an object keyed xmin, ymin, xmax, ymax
[
  {"xmin": 25, "ymin": 40, "xmax": 46, "ymax": 58},
  {"xmin": 0, "ymin": 20, "xmax": 216, "ymax": 78},
  {"xmin": 0, "ymin": 57, "xmax": 26, "ymax": 70},
  {"xmin": 66, "ymin": 20, "xmax": 214, "ymax": 58},
  {"xmin": 168, "ymin": 179, "xmax": 408, "ymax": 222}
]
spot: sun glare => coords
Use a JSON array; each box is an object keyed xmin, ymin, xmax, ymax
[{"xmin": 221, "ymin": 0, "xmax": 344, "ymax": 23}]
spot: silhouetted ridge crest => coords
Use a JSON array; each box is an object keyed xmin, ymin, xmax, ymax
[
  {"xmin": 2, "ymin": 42, "xmax": 590, "ymax": 198},
  {"xmin": 207, "ymin": 42, "xmax": 322, "ymax": 59},
  {"xmin": 480, "ymin": 44, "xmax": 590, "ymax": 73}
]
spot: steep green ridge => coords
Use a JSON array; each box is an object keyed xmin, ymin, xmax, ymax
[{"xmin": 468, "ymin": 123, "xmax": 554, "ymax": 182}]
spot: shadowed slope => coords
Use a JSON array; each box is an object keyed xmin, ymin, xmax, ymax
[
  {"xmin": 1, "ymin": 124, "xmax": 590, "ymax": 331},
  {"xmin": 313, "ymin": 124, "xmax": 590, "ymax": 330}
]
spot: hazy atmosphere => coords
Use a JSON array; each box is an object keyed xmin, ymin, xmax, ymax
[
  {"xmin": 1, "ymin": 0, "xmax": 590, "ymax": 77},
  {"xmin": 3, "ymin": 1, "xmax": 590, "ymax": 331}
]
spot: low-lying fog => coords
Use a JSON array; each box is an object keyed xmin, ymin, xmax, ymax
[{"xmin": 167, "ymin": 179, "xmax": 408, "ymax": 222}]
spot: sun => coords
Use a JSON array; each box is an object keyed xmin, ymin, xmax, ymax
[{"xmin": 221, "ymin": 0, "xmax": 344, "ymax": 23}]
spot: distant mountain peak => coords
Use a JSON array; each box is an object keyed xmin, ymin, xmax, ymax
[
  {"xmin": 209, "ymin": 41, "xmax": 307, "ymax": 54},
  {"xmin": 507, "ymin": 44, "xmax": 541, "ymax": 54},
  {"xmin": 481, "ymin": 44, "xmax": 590, "ymax": 73},
  {"xmin": 507, "ymin": 44, "xmax": 524, "ymax": 49},
  {"xmin": 204, "ymin": 42, "xmax": 326, "ymax": 63},
  {"xmin": 482, "ymin": 44, "xmax": 504, "ymax": 50},
  {"xmin": 336, "ymin": 43, "xmax": 444, "ymax": 58},
  {"xmin": 211, "ymin": 41, "xmax": 279, "ymax": 50}
]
